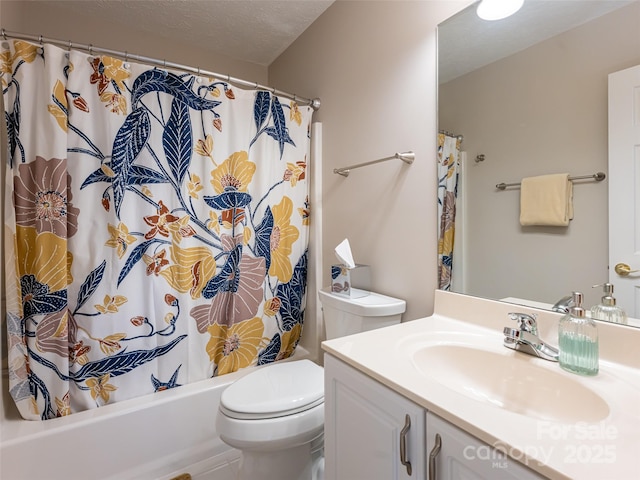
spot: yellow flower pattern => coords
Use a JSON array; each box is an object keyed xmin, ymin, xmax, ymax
[
  {"xmin": 206, "ymin": 317, "xmax": 266, "ymax": 376},
  {"xmin": 55, "ymin": 392, "xmax": 71, "ymax": 417},
  {"xmin": 3, "ymin": 39, "xmax": 312, "ymax": 420},
  {"xmin": 86, "ymin": 374, "xmax": 117, "ymax": 405},
  {"xmin": 15, "ymin": 225, "xmax": 72, "ymax": 294},
  {"xmin": 94, "ymin": 295, "xmax": 128, "ymax": 314},
  {"xmin": 100, "ymin": 92, "xmax": 127, "ymax": 114},
  {"xmin": 47, "ymin": 79, "xmax": 69, "ymax": 132},
  {"xmin": 290, "ymin": 101, "xmax": 302, "ymax": 125},
  {"xmin": 160, "ymin": 244, "xmax": 217, "ymax": 299},
  {"xmin": 210, "ymin": 150, "xmax": 256, "ymax": 194},
  {"xmin": 188, "ymin": 173, "xmax": 204, "ymax": 198},
  {"xmin": 194, "ymin": 135, "xmax": 214, "ymax": 162},
  {"xmin": 278, "ymin": 323, "xmax": 302, "ymax": 360},
  {"xmin": 105, "ymin": 222, "xmax": 137, "ymax": 258},
  {"xmin": 269, "ymin": 197, "xmax": 300, "ymax": 283}
]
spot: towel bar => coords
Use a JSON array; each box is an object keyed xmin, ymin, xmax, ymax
[
  {"xmin": 334, "ymin": 151, "xmax": 415, "ymax": 177},
  {"xmin": 496, "ymin": 172, "xmax": 606, "ymax": 190}
]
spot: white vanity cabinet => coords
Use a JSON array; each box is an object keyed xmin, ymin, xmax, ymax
[
  {"xmin": 324, "ymin": 354, "xmax": 546, "ymax": 480},
  {"xmin": 426, "ymin": 413, "xmax": 545, "ymax": 480},
  {"xmin": 324, "ymin": 354, "xmax": 426, "ymax": 480}
]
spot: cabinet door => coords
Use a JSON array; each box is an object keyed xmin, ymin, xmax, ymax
[
  {"xmin": 324, "ymin": 354, "xmax": 425, "ymax": 480},
  {"xmin": 426, "ymin": 413, "xmax": 544, "ymax": 480}
]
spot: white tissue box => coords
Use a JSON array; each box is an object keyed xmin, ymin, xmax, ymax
[{"xmin": 330, "ymin": 264, "xmax": 371, "ymax": 298}]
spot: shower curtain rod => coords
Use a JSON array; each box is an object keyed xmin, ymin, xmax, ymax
[
  {"xmin": 439, "ymin": 130, "xmax": 463, "ymax": 142},
  {"xmin": 0, "ymin": 29, "xmax": 321, "ymax": 111}
]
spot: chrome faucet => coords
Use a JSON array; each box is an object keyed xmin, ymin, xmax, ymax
[
  {"xmin": 552, "ymin": 294, "xmax": 574, "ymax": 313},
  {"xmin": 503, "ymin": 312, "xmax": 559, "ymax": 362}
]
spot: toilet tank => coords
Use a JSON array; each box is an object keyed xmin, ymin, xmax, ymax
[{"xmin": 318, "ymin": 287, "xmax": 406, "ymax": 340}]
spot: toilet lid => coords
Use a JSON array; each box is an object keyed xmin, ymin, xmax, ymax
[{"xmin": 220, "ymin": 359, "xmax": 324, "ymax": 419}]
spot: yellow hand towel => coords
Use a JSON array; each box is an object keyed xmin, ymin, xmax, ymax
[{"xmin": 519, "ymin": 173, "xmax": 573, "ymax": 226}]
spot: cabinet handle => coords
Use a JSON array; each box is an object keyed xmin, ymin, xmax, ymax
[
  {"xmin": 428, "ymin": 433, "xmax": 442, "ymax": 480},
  {"xmin": 399, "ymin": 414, "xmax": 412, "ymax": 476}
]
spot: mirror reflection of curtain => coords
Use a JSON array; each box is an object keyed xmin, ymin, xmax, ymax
[{"xmin": 437, "ymin": 133, "xmax": 461, "ymax": 290}]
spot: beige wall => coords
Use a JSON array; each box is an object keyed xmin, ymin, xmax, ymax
[
  {"xmin": 270, "ymin": 0, "xmax": 469, "ymax": 327},
  {"xmin": 439, "ymin": 2, "xmax": 640, "ymax": 308}
]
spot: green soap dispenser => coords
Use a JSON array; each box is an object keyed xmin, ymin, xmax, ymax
[
  {"xmin": 591, "ymin": 283, "xmax": 627, "ymax": 325},
  {"xmin": 558, "ymin": 291, "xmax": 599, "ymax": 376}
]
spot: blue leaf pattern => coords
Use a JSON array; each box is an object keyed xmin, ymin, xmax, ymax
[
  {"xmin": 203, "ymin": 191, "xmax": 252, "ymax": 210},
  {"xmin": 76, "ymin": 261, "xmax": 106, "ymax": 310},
  {"xmin": 257, "ymin": 333, "xmax": 281, "ymax": 365},
  {"xmin": 80, "ymin": 167, "xmax": 112, "ymax": 189},
  {"xmin": 128, "ymin": 165, "xmax": 171, "ymax": 185},
  {"xmin": 277, "ymin": 251, "xmax": 308, "ymax": 331},
  {"xmin": 254, "ymin": 91, "xmax": 271, "ymax": 131},
  {"xmin": 70, "ymin": 335, "xmax": 187, "ymax": 382},
  {"xmin": 202, "ymin": 245, "xmax": 242, "ymax": 299},
  {"xmin": 2, "ymin": 41, "xmax": 312, "ymax": 420},
  {"xmin": 21, "ymin": 275, "xmax": 67, "ymax": 317},
  {"xmin": 131, "ymin": 70, "xmax": 220, "ymax": 111},
  {"xmin": 269, "ymin": 97, "xmax": 296, "ymax": 158},
  {"xmin": 254, "ymin": 207, "xmax": 274, "ymax": 272},
  {"xmin": 110, "ymin": 108, "xmax": 151, "ymax": 218},
  {"xmin": 331, "ymin": 264, "xmax": 342, "ymax": 280},
  {"xmin": 117, "ymin": 239, "xmax": 156, "ymax": 286},
  {"xmin": 163, "ymin": 98, "xmax": 192, "ymax": 185}
]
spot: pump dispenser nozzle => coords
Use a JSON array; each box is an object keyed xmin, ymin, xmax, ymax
[{"xmin": 591, "ymin": 283, "xmax": 627, "ymax": 324}]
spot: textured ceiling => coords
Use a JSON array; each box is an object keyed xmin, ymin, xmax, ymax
[
  {"xmin": 439, "ymin": 0, "xmax": 636, "ymax": 83},
  {"xmin": 36, "ymin": 0, "xmax": 334, "ymax": 66},
  {"xmin": 29, "ymin": 1, "xmax": 635, "ymax": 77}
]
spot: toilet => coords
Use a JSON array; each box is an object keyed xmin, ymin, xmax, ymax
[{"xmin": 215, "ymin": 287, "xmax": 406, "ymax": 480}]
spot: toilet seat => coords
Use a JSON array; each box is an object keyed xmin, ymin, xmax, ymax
[{"xmin": 220, "ymin": 359, "xmax": 324, "ymax": 420}]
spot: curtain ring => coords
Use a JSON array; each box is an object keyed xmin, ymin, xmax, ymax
[
  {"xmin": 254, "ymin": 82, "xmax": 259, "ymax": 89},
  {"xmin": 197, "ymin": 66, "xmax": 200, "ymax": 76},
  {"xmin": 38, "ymin": 34, "xmax": 43, "ymax": 45},
  {"xmin": 124, "ymin": 51, "xmax": 128, "ymax": 61},
  {"xmin": 227, "ymin": 74, "xmax": 231, "ymax": 82},
  {"xmin": 89, "ymin": 44, "xmax": 93, "ymax": 56},
  {"xmin": 68, "ymin": 40, "xmax": 72, "ymax": 52},
  {"xmin": 2, "ymin": 29, "xmax": 7, "ymax": 40},
  {"xmin": 163, "ymin": 59, "xmax": 167, "ymax": 68}
]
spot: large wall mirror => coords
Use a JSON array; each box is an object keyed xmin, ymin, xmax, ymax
[{"xmin": 438, "ymin": 0, "xmax": 640, "ymax": 322}]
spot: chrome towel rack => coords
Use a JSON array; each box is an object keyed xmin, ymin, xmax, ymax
[
  {"xmin": 496, "ymin": 172, "xmax": 606, "ymax": 190},
  {"xmin": 334, "ymin": 151, "xmax": 415, "ymax": 177}
]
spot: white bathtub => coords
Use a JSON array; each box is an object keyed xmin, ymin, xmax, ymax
[{"xmin": 0, "ymin": 349, "xmax": 311, "ymax": 480}]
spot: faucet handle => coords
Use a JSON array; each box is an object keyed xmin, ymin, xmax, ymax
[{"xmin": 507, "ymin": 312, "xmax": 538, "ymax": 334}]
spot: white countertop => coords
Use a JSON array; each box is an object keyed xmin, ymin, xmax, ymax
[{"xmin": 321, "ymin": 291, "xmax": 640, "ymax": 479}]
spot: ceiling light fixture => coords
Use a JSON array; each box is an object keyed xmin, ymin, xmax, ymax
[{"xmin": 476, "ymin": 0, "xmax": 524, "ymax": 21}]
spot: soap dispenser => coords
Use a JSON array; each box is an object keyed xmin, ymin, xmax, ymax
[
  {"xmin": 590, "ymin": 283, "xmax": 628, "ymax": 325},
  {"xmin": 558, "ymin": 291, "xmax": 599, "ymax": 376}
]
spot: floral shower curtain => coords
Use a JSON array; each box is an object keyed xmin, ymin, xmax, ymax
[
  {"xmin": 437, "ymin": 133, "xmax": 460, "ymax": 291},
  {"xmin": 2, "ymin": 39, "xmax": 313, "ymax": 420}
]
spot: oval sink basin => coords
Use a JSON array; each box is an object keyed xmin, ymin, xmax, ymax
[{"xmin": 413, "ymin": 345, "xmax": 610, "ymax": 423}]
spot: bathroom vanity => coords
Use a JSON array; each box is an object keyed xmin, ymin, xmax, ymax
[{"xmin": 322, "ymin": 290, "xmax": 640, "ymax": 479}]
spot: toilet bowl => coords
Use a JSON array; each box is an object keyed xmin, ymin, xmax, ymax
[
  {"xmin": 216, "ymin": 359, "xmax": 325, "ymax": 480},
  {"xmin": 215, "ymin": 289, "xmax": 405, "ymax": 480}
]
